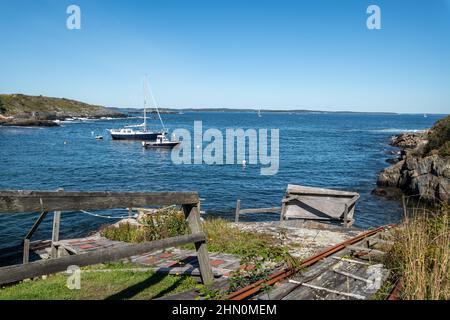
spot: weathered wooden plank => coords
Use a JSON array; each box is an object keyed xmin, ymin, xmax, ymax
[
  {"xmin": 344, "ymin": 204, "xmax": 349, "ymax": 228},
  {"xmin": 0, "ymin": 191, "xmax": 199, "ymax": 213},
  {"xmin": 346, "ymin": 245, "xmax": 386, "ymax": 255},
  {"xmin": 51, "ymin": 211, "xmax": 61, "ymax": 258},
  {"xmin": 24, "ymin": 210, "xmax": 48, "ymax": 240},
  {"xmin": 0, "ymin": 232, "xmax": 206, "ymax": 285},
  {"xmin": 284, "ymin": 197, "xmax": 356, "ymax": 220},
  {"xmin": 300, "ymin": 282, "xmax": 366, "ymax": 300},
  {"xmin": 183, "ymin": 204, "xmax": 213, "ymax": 284},
  {"xmin": 280, "ymin": 201, "xmax": 286, "ymax": 221},
  {"xmin": 287, "ymin": 184, "xmax": 359, "ymax": 197},
  {"xmin": 22, "ymin": 239, "xmax": 30, "ymax": 264},
  {"xmin": 238, "ymin": 207, "xmax": 281, "ymax": 214},
  {"xmin": 256, "ymin": 282, "xmax": 300, "ymax": 300}
]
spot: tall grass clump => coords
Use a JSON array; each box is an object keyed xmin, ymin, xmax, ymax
[
  {"xmin": 100, "ymin": 207, "xmax": 188, "ymax": 243},
  {"xmin": 387, "ymin": 204, "xmax": 450, "ymax": 299}
]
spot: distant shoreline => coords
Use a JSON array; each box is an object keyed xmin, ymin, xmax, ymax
[{"xmin": 115, "ymin": 107, "xmax": 399, "ymax": 115}]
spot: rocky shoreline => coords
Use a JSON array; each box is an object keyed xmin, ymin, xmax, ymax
[
  {"xmin": 0, "ymin": 110, "xmax": 126, "ymax": 127},
  {"xmin": 374, "ymin": 129, "xmax": 450, "ymax": 203}
]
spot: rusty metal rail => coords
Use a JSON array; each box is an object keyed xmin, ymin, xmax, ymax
[
  {"xmin": 387, "ymin": 278, "xmax": 403, "ymax": 300},
  {"xmin": 224, "ymin": 224, "xmax": 394, "ymax": 300}
]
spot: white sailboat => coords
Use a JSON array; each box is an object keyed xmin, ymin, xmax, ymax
[{"xmin": 108, "ymin": 77, "xmax": 165, "ymax": 141}]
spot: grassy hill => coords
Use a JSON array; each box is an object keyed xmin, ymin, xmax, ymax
[{"xmin": 0, "ymin": 94, "xmax": 123, "ymax": 119}]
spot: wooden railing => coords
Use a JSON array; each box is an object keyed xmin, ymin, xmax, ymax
[
  {"xmin": 234, "ymin": 199, "xmax": 281, "ymax": 222},
  {"xmin": 0, "ymin": 189, "xmax": 213, "ymax": 285}
]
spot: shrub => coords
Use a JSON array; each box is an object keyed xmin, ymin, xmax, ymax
[
  {"xmin": 0, "ymin": 98, "xmax": 5, "ymax": 114},
  {"xmin": 139, "ymin": 207, "xmax": 189, "ymax": 240},
  {"xmin": 100, "ymin": 207, "xmax": 188, "ymax": 243},
  {"xmin": 438, "ymin": 141, "xmax": 450, "ymax": 157},
  {"xmin": 427, "ymin": 115, "xmax": 450, "ymax": 157}
]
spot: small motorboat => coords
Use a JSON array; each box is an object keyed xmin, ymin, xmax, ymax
[
  {"xmin": 142, "ymin": 133, "xmax": 179, "ymax": 148},
  {"xmin": 95, "ymin": 135, "xmax": 103, "ymax": 140}
]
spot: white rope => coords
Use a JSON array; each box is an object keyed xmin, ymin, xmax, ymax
[
  {"xmin": 80, "ymin": 210, "xmax": 137, "ymax": 220},
  {"xmin": 80, "ymin": 205, "xmax": 179, "ymax": 220}
]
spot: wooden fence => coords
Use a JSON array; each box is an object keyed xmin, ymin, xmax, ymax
[
  {"xmin": 0, "ymin": 189, "xmax": 213, "ymax": 285},
  {"xmin": 234, "ymin": 199, "xmax": 281, "ymax": 222}
]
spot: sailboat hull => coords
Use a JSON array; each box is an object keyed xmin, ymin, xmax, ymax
[{"xmin": 110, "ymin": 132, "xmax": 162, "ymax": 141}]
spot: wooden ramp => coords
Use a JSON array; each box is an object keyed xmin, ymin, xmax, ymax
[
  {"xmin": 281, "ymin": 184, "xmax": 360, "ymax": 227},
  {"xmin": 255, "ymin": 228, "xmax": 394, "ymax": 300}
]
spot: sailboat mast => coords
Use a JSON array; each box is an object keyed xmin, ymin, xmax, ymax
[
  {"xmin": 143, "ymin": 79, "xmax": 147, "ymax": 131},
  {"xmin": 147, "ymin": 78, "xmax": 167, "ymax": 132}
]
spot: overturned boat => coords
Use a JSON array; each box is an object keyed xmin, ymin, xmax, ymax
[{"xmin": 281, "ymin": 184, "xmax": 360, "ymax": 227}]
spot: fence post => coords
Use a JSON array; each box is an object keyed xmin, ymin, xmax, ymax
[
  {"xmin": 183, "ymin": 203, "xmax": 213, "ymax": 284},
  {"xmin": 23, "ymin": 239, "xmax": 30, "ymax": 264},
  {"xmin": 343, "ymin": 204, "xmax": 349, "ymax": 228},
  {"xmin": 23, "ymin": 209, "xmax": 49, "ymax": 264},
  {"xmin": 51, "ymin": 210, "xmax": 61, "ymax": 258},
  {"xmin": 280, "ymin": 202, "xmax": 286, "ymax": 221},
  {"xmin": 235, "ymin": 199, "xmax": 241, "ymax": 223}
]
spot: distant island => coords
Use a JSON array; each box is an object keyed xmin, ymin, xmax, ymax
[{"xmin": 0, "ymin": 93, "xmax": 400, "ymax": 127}]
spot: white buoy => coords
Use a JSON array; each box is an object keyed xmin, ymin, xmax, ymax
[{"xmin": 242, "ymin": 160, "xmax": 247, "ymax": 167}]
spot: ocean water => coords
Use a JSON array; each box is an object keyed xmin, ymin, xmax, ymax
[{"xmin": 0, "ymin": 112, "xmax": 445, "ymax": 250}]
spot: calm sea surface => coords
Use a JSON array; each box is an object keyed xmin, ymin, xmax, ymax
[{"xmin": 0, "ymin": 112, "xmax": 445, "ymax": 250}]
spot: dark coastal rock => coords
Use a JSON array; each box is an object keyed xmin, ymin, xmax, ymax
[
  {"xmin": 371, "ymin": 187, "xmax": 403, "ymax": 200},
  {"xmin": 377, "ymin": 129, "xmax": 450, "ymax": 203},
  {"xmin": 386, "ymin": 158, "xmax": 399, "ymax": 165},
  {"xmin": 377, "ymin": 160, "xmax": 405, "ymax": 188},
  {"xmin": 0, "ymin": 118, "xmax": 59, "ymax": 127},
  {"xmin": 390, "ymin": 131, "xmax": 428, "ymax": 150}
]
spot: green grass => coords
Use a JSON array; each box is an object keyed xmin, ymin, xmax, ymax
[
  {"xmin": 102, "ymin": 217, "xmax": 294, "ymax": 298},
  {"xmin": 198, "ymin": 218, "xmax": 289, "ymax": 263},
  {"xmin": 0, "ymin": 263, "xmax": 197, "ymax": 300},
  {"xmin": 101, "ymin": 216, "xmax": 290, "ymax": 263}
]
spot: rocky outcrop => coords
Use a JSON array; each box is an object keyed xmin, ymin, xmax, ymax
[
  {"xmin": 375, "ymin": 131, "xmax": 450, "ymax": 203},
  {"xmin": 0, "ymin": 118, "xmax": 59, "ymax": 127}
]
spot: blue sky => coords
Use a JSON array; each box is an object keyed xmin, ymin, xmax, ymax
[{"xmin": 0, "ymin": 0, "xmax": 449, "ymax": 113}]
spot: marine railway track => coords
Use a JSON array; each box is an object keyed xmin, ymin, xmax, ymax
[{"xmin": 223, "ymin": 225, "xmax": 399, "ymax": 300}]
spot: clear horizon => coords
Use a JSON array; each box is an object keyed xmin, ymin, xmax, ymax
[{"xmin": 1, "ymin": 0, "xmax": 450, "ymax": 113}]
